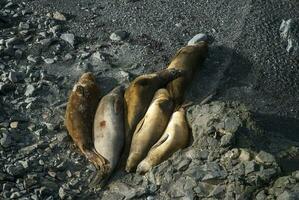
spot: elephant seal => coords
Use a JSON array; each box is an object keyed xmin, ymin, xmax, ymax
[
  {"xmin": 92, "ymin": 85, "xmax": 125, "ymax": 183},
  {"xmin": 122, "ymin": 68, "xmax": 185, "ymax": 166},
  {"xmin": 136, "ymin": 107, "xmax": 189, "ymax": 174},
  {"xmin": 64, "ymin": 72, "xmax": 102, "ymax": 168},
  {"xmin": 166, "ymin": 41, "xmax": 208, "ymax": 107},
  {"xmin": 126, "ymin": 88, "xmax": 173, "ymax": 172}
]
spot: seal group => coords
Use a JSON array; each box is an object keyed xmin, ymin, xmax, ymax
[{"xmin": 64, "ymin": 34, "xmax": 209, "ymax": 184}]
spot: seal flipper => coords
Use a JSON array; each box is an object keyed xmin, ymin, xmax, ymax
[{"xmin": 149, "ymin": 133, "xmax": 169, "ymax": 151}]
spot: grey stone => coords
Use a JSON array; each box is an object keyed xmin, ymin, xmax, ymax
[
  {"xmin": 8, "ymin": 71, "xmax": 18, "ymax": 82},
  {"xmin": 110, "ymin": 30, "xmax": 129, "ymax": 41},
  {"xmin": 91, "ymin": 51, "xmax": 105, "ymax": 62},
  {"xmin": 208, "ymin": 185, "xmax": 225, "ymax": 197},
  {"xmin": 1, "ymin": 131, "xmax": 12, "ymax": 147},
  {"xmin": 279, "ymin": 19, "xmax": 299, "ymax": 55},
  {"xmin": 239, "ymin": 149, "xmax": 251, "ymax": 161},
  {"xmin": 25, "ymin": 84, "xmax": 35, "ymax": 96},
  {"xmin": 18, "ymin": 22, "xmax": 30, "ymax": 30},
  {"xmin": 43, "ymin": 58, "xmax": 55, "ymax": 64},
  {"xmin": 220, "ymin": 132, "xmax": 235, "ymax": 147},
  {"xmin": 255, "ymin": 151, "xmax": 276, "ymax": 165},
  {"xmin": 53, "ymin": 11, "xmax": 66, "ymax": 21},
  {"xmin": 27, "ymin": 55, "xmax": 38, "ymax": 63},
  {"xmin": 6, "ymin": 163, "xmax": 26, "ymax": 176},
  {"xmin": 10, "ymin": 192, "xmax": 22, "ymax": 199},
  {"xmin": 256, "ymin": 190, "xmax": 267, "ymax": 200},
  {"xmin": 292, "ymin": 171, "xmax": 299, "ymax": 180},
  {"xmin": 60, "ymin": 33, "xmax": 75, "ymax": 47},
  {"xmin": 244, "ymin": 161, "xmax": 257, "ymax": 175},
  {"xmin": 6, "ymin": 37, "xmax": 23, "ymax": 48},
  {"xmin": 277, "ymin": 191, "xmax": 298, "ymax": 200},
  {"xmin": 187, "ymin": 33, "xmax": 208, "ymax": 45}
]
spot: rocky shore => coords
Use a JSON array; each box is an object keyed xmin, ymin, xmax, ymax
[{"xmin": 1, "ymin": 0, "xmax": 299, "ymax": 199}]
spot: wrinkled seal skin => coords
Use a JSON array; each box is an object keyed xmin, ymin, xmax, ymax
[
  {"xmin": 64, "ymin": 72, "xmax": 102, "ymax": 168},
  {"xmin": 122, "ymin": 68, "xmax": 185, "ymax": 166},
  {"xmin": 166, "ymin": 41, "xmax": 208, "ymax": 107},
  {"xmin": 93, "ymin": 86, "xmax": 125, "ymax": 181},
  {"xmin": 126, "ymin": 89, "xmax": 173, "ymax": 172},
  {"xmin": 136, "ymin": 107, "xmax": 189, "ymax": 174}
]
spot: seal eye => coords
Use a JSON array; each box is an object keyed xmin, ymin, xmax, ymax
[{"xmin": 75, "ymin": 85, "xmax": 85, "ymax": 96}]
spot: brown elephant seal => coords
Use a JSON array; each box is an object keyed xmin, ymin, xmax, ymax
[
  {"xmin": 125, "ymin": 88, "xmax": 174, "ymax": 172},
  {"xmin": 64, "ymin": 72, "xmax": 102, "ymax": 168},
  {"xmin": 166, "ymin": 41, "xmax": 208, "ymax": 107},
  {"xmin": 122, "ymin": 68, "xmax": 185, "ymax": 166},
  {"xmin": 136, "ymin": 107, "xmax": 189, "ymax": 174},
  {"xmin": 92, "ymin": 85, "xmax": 125, "ymax": 183}
]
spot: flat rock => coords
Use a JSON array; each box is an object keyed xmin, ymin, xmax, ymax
[
  {"xmin": 60, "ymin": 33, "xmax": 75, "ymax": 47},
  {"xmin": 110, "ymin": 30, "xmax": 129, "ymax": 41},
  {"xmin": 255, "ymin": 151, "xmax": 276, "ymax": 165}
]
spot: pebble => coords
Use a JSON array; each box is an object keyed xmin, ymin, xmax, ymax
[
  {"xmin": 10, "ymin": 121, "xmax": 18, "ymax": 128},
  {"xmin": 6, "ymin": 163, "xmax": 26, "ymax": 176},
  {"xmin": 52, "ymin": 11, "xmax": 66, "ymax": 21},
  {"xmin": 60, "ymin": 33, "xmax": 75, "ymax": 47},
  {"xmin": 18, "ymin": 22, "xmax": 30, "ymax": 30},
  {"xmin": 25, "ymin": 84, "xmax": 35, "ymax": 96},
  {"xmin": 0, "ymin": 131, "xmax": 12, "ymax": 148},
  {"xmin": 239, "ymin": 149, "xmax": 251, "ymax": 161},
  {"xmin": 8, "ymin": 71, "xmax": 18, "ymax": 83},
  {"xmin": 110, "ymin": 30, "xmax": 129, "ymax": 41},
  {"xmin": 27, "ymin": 55, "xmax": 38, "ymax": 63},
  {"xmin": 187, "ymin": 33, "xmax": 208, "ymax": 45},
  {"xmin": 255, "ymin": 151, "xmax": 276, "ymax": 165},
  {"xmin": 43, "ymin": 58, "xmax": 55, "ymax": 64}
]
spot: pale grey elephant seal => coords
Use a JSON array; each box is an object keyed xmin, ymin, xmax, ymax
[{"xmin": 93, "ymin": 85, "xmax": 125, "ymax": 182}]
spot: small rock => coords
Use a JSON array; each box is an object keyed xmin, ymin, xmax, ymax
[
  {"xmin": 63, "ymin": 53, "xmax": 73, "ymax": 61},
  {"xmin": 8, "ymin": 71, "xmax": 18, "ymax": 83},
  {"xmin": 279, "ymin": 19, "xmax": 299, "ymax": 55},
  {"xmin": 58, "ymin": 187, "xmax": 67, "ymax": 199},
  {"xmin": 10, "ymin": 121, "xmax": 18, "ymax": 128},
  {"xmin": 52, "ymin": 11, "xmax": 66, "ymax": 21},
  {"xmin": 244, "ymin": 161, "xmax": 257, "ymax": 175},
  {"xmin": 25, "ymin": 84, "xmax": 35, "ymax": 96},
  {"xmin": 10, "ymin": 192, "xmax": 21, "ymax": 199},
  {"xmin": 43, "ymin": 58, "xmax": 55, "ymax": 64},
  {"xmin": 18, "ymin": 22, "xmax": 30, "ymax": 30},
  {"xmin": 60, "ymin": 33, "xmax": 75, "ymax": 47},
  {"xmin": 239, "ymin": 149, "xmax": 251, "ymax": 161},
  {"xmin": 91, "ymin": 51, "xmax": 105, "ymax": 62},
  {"xmin": 110, "ymin": 30, "xmax": 129, "ymax": 41},
  {"xmin": 277, "ymin": 190, "xmax": 298, "ymax": 200},
  {"xmin": 6, "ymin": 163, "xmax": 26, "ymax": 176},
  {"xmin": 220, "ymin": 132, "xmax": 235, "ymax": 147},
  {"xmin": 27, "ymin": 55, "xmax": 38, "ymax": 63},
  {"xmin": 292, "ymin": 171, "xmax": 299, "ymax": 180},
  {"xmin": 187, "ymin": 33, "xmax": 208, "ymax": 45},
  {"xmin": 0, "ymin": 132, "xmax": 12, "ymax": 148},
  {"xmin": 256, "ymin": 190, "xmax": 267, "ymax": 200},
  {"xmin": 255, "ymin": 151, "xmax": 276, "ymax": 165}
]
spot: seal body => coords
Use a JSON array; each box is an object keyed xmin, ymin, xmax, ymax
[
  {"xmin": 122, "ymin": 68, "xmax": 184, "ymax": 165},
  {"xmin": 166, "ymin": 42, "xmax": 208, "ymax": 107},
  {"xmin": 64, "ymin": 72, "xmax": 102, "ymax": 167},
  {"xmin": 93, "ymin": 86, "xmax": 125, "ymax": 178},
  {"xmin": 126, "ymin": 89, "xmax": 173, "ymax": 172},
  {"xmin": 136, "ymin": 107, "xmax": 189, "ymax": 174}
]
